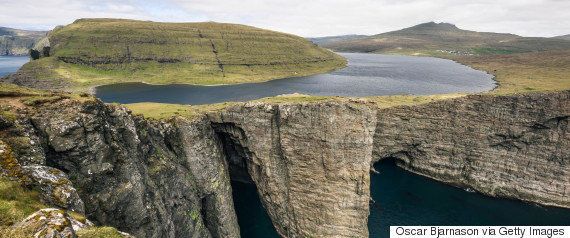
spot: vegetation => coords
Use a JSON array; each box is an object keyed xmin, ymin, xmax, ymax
[
  {"xmin": 0, "ymin": 176, "xmax": 47, "ymax": 226},
  {"xmin": 125, "ymin": 102, "xmax": 236, "ymax": 120},
  {"xmin": 76, "ymin": 227, "xmax": 128, "ymax": 238},
  {"xmin": 451, "ymin": 50, "xmax": 570, "ymax": 94},
  {"xmin": 17, "ymin": 18, "xmax": 345, "ymax": 92}
]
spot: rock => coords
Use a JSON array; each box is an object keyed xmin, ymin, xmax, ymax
[
  {"xmin": 21, "ymin": 100, "xmax": 237, "ymax": 238},
  {"xmin": 12, "ymin": 208, "xmax": 92, "ymax": 238},
  {"xmin": 22, "ymin": 165, "xmax": 85, "ymax": 213},
  {"xmin": 208, "ymin": 101, "xmax": 377, "ymax": 237}
]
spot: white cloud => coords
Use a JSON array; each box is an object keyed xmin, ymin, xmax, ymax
[{"xmin": 0, "ymin": 0, "xmax": 568, "ymax": 37}]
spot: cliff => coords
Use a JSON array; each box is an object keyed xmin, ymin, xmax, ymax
[
  {"xmin": 0, "ymin": 27, "xmax": 47, "ymax": 56},
  {"xmin": 1, "ymin": 89, "xmax": 568, "ymax": 237},
  {"xmin": 375, "ymin": 91, "xmax": 570, "ymax": 208}
]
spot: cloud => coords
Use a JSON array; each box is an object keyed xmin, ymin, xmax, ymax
[{"xmin": 0, "ymin": 0, "xmax": 568, "ymax": 37}]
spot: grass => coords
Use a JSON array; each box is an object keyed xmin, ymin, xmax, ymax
[
  {"xmin": 450, "ymin": 50, "xmax": 570, "ymax": 95},
  {"xmin": 76, "ymin": 227, "xmax": 127, "ymax": 238},
  {"xmin": 125, "ymin": 102, "xmax": 236, "ymax": 120},
  {"xmin": 18, "ymin": 18, "xmax": 345, "ymax": 92},
  {"xmin": 124, "ymin": 93, "xmax": 468, "ymax": 120},
  {"xmin": 0, "ymin": 176, "xmax": 47, "ymax": 226}
]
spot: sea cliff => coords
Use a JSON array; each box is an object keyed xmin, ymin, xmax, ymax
[{"xmin": 1, "ymin": 89, "xmax": 568, "ymax": 237}]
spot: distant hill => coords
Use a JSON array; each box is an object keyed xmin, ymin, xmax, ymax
[
  {"xmin": 7, "ymin": 18, "xmax": 345, "ymax": 91},
  {"xmin": 553, "ymin": 34, "xmax": 570, "ymax": 40},
  {"xmin": 0, "ymin": 27, "xmax": 47, "ymax": 56},
  {"xmin": 317, "ymin": 22, "xmax": 570, "ymax": 55},
  {"xmin": 308, "ymin": 34, "xmax": 369, "ymax": 45}
]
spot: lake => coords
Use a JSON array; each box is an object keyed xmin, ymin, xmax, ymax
[
  {"xmin": 0, "ymin": 56, "xmax": 29, "ymax": 77},
  {"xmin": 95, "ymin": 53, "xmax": 496, "ymax": 104}
]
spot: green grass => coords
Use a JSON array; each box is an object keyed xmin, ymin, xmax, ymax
[
  {"xmin": 18, "ymin": 18, "xmax": 345, "ymax": 92},
  {"xmin": 125, "ymin": 102, "xmax": 236, "ymax": 120},
  {"xmin": 76, "ymin": 227, "xmax": 128, "ymax": 238},
  {"xmin": 0, "ymin": 177, "xmax": 47, "ymax": 226},
  {"xmin": 451, "ymin": 50, "xmax": 570, "ymax": 94}
]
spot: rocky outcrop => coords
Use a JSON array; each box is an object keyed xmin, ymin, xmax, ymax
[
  {"xmin": 1, "ymin": 90, "xmax": 568, "ymax": 238},
  {"xmin": 374, "ymin": 91, "xmax": 570, "ymax": 208},
  {"xmin": 12, "ymin": 208, "xmax": 92, "ymax": 238}
]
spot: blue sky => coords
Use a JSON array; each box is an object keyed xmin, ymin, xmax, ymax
[{"xmin": 1, "ymin": 0, "xmax": 569, "ymax": 37}]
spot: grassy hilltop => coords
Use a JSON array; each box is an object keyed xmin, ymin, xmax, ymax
[
  {"xmin": 11, "ymin": 18, "xmax": 345, "ymax": 91},
  {"xmin": 316, "ymin": 22, "xmax": 570, "ymax": 55}
]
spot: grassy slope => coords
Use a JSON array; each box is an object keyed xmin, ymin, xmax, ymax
[
  {"xmin": 319, "ymin": 22, "xmax": 570, "ymax": 55},
  {"xmin": 17, "ymin": 18, "xmax": 345, "ymax": 91}
]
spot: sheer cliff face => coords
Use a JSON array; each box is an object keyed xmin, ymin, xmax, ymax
[
  {"xmin": 208, "ymin": 102, "xmax": 376, "ymax": 237},
  {"xmin": 4, "ymin": 100, "xmax": 240, "ymax": 238},
  {"xmin": 1, "ymin": 91, "xmax": 568, "ymax": 238},
  {"xmin": 374, "ymin": 91, "xmax": 570, "ymax": 208}
]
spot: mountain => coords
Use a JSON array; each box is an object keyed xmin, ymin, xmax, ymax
[
  {"xmin": 308, "ymin": 34, "xmax": 369, "ymax": 45},
  {"xmin": 553, "ymin": 34, "xmax": 570, "ymax": 40},
  {"xmin": 0, "ymin": 27, "xmax": 47, "ymax": 56},
  {"xmin": 8, "ymin": 18, "xmax": 345, "ymax": 92},
  {"xmin": 317, "ymin": 22, "xmax": 570, "ymax": 55}
]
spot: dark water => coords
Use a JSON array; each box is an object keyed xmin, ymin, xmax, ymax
[
  {"xmin": 0, "ymin": 56, "xmax": 29, "ymax": 77},
  {"xmin": 231, "ymin": 181, "xmax": 280, "ymax": 238},
  {"xmin": 95, "ymin": 53, "xmax": 496, "ymax": 104},
  {"xmin": 233, "ymin": 159, "xmax": 570, "ymax": 238},
  {"xmin": 369, "ymin": 159, "xmax": 570, "ymax": 237}
]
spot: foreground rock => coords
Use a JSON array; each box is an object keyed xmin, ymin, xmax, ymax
[{"xmin": 12, "ymin": 208, "xmax": 91, "ymax": 238}]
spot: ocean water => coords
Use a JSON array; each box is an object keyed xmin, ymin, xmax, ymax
[
  {"xmin": 96, "ymin": 53, "xmax": 496, "ymax": 104},
  {"xmin": 232, "ymin": 160, "xmax": 570, "ymax": 238},
  {"xmin": 0, "ymin": 56, "xmax": 29, "ymax": 77}
]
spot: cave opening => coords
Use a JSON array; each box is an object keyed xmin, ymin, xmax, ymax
[{"xmin": 213, "ymin": 124, "xmax": 279, "ymax": 238}]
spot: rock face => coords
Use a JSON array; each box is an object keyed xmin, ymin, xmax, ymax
[
  {"xmin": 374, "ymin": 91, "xmax": 570, "ymax": 208},
  {"xmin": 208, "ymin": 102, "xmax": 376, "ymax": 237},
  {"xmin": 2, "ymin": 99, "xmax": 240, "ymax": 238},
  {"xmin": 1, "ymin": 90, "xmax": 568, "ymax": 238}
]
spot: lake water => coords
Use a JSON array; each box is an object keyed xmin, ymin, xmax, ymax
[
  {"xmin": 0, "ymin": 56, "xmax": 29, "ymax": 77},
  {"xmin": 95, "ymin": 53, "xmax": 496, "ymax": 104},
  {"xmin": 233, "ymin": 160, "xmax": 570, "ymax": 238}
]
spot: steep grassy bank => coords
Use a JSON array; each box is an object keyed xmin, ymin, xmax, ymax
[{"xmin": 6, "ymin": 18, "xmax": 345, "ymax": 92}]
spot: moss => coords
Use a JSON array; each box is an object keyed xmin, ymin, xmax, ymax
[
  {"xmin": 76, "ymin": 226, "xmax": 127, "ymax": 238},
  {"xmin": 0, "ymin": 141, "xmax": 29, "ymax": 184},
  {"xmin": 189, "ymin": 209, "xmax": 200, "ymax": 221},
  {"xmin": 67, "ymin": 211, "xmax": 87, "ymax": 224}
]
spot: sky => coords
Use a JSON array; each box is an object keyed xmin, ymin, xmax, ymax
[{"xmin": 1, "ymin": 0, "xmax": 569, "ymax": 37}]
